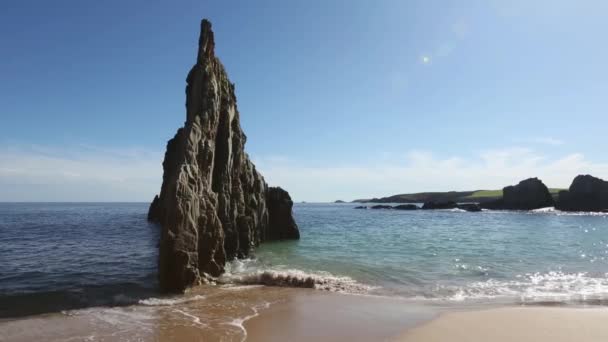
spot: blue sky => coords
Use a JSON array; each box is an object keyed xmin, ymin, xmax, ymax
[{"xmin": 1, "ymin": 0, "xmax": 607, "ymax": 201}]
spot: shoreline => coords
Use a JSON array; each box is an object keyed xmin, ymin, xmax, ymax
[{"xmin": 2, "ymin": 285, "xmax": 608, "ymax": 341}]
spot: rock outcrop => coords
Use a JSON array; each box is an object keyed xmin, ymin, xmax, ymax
[
  {"xmin": 394, "ymin": 204, "xmax": 419, "ymax": 210},
  {"xmin": 422, "ymin": 201, "xmax": 458, "ymax": 210},
  {"xmin": 266, "ymin": 187, "xmax": 300, "ymax": 240},
  {"xmin": 148, "ymin": 19, "xmax": 299, "ymax": 293},
  {"xmin": 556, "ymin": 175, "xmax": 608, "ymax": 212},
  {"xmin": 481, "ymin": 178, "xmax": 554, "ymax": 210},
  {"xmin": 370, "ymin": 205, "xmax": 393, "ymax": 210},
  {"xmin": 457, "ymin": 203, "xmax": 482, "ymax": 212}
]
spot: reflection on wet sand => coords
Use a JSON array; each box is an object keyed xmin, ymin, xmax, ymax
[{"xmin": 0, "ymin": 286, "xmax": 437, "ymax": 342}]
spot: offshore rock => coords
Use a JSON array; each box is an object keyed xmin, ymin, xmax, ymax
[
  {"xmin": 422, "ymin": 201, "xmax": 458, "ymax": 210},
  {"xmin": 370, "ymin": 205, "xmax": 393, "ymax": 210},
  {"xmin": 393, "ymin": 204, "xmax": 419, "ymax": 210},
  {"xmin": 148, "ymin": 19, "xmax": 299, "ymax": 293},
  {"xmin": 556, "ymin": 175, "xmax": 608, "ymax": 212},
  {"xmin": 457, "ymin": 203, "xmax": 482, "ymax": 212},
  {"xmin": 266, "ymin": 187, "xmax": 300, "ymax": 240},
  {"xmin": 481, "ymin": 178, "xmax": 554, "ymax": 210}
]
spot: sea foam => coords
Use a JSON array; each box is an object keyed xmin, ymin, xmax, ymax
[{"xmin": 219, "ymin": 259, "xmax": 375, "ymax": 294}]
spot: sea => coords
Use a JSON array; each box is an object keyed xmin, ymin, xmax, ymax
[{"xmin": 1, "ymin": 202, "xmax": 608, "ymax": 340}]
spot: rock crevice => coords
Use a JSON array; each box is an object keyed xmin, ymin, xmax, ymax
[{"xmin": 148, "ymin": 19, "xmax": 299, "ymax": 293}]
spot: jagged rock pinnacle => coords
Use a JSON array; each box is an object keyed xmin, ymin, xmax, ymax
[
  {"xmin": 197, "ymin": 19, "xmax": 215, "ymax": 62},
  {"xmin": 148, "ymin": 19, "xmax": 299, "ymax": 293}
]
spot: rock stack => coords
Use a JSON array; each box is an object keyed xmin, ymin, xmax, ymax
[
  {"xmin": 556, "ymin": 175, "xmax": 608, "ymax": 212},
  {"xmin": 148, "ymin": 19, "xmax": 299, "ymax": 293},
  {"xmin": 481, "ymin": 178, "xmax": 554, "ymax": 210}
]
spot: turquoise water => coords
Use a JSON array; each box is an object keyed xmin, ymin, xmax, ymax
[
  {"xmin": 228, "ymin": 203, "xmax": 608, "ymax": 304},
  {"xmin": 2, "ymin": 202, "xmax": 608, "ymax": 320}
]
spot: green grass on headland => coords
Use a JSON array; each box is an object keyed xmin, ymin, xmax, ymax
[
  {"xmin": 465, "ymin": 190, "xmax": 503, "ymax": 199},
  {"xmin": 354, "ymin": 188, "xmax": 567, "ymax": 204},
  {"xmin": 465, "ymin": 188, "xmax": 565, "ymax": 200}
]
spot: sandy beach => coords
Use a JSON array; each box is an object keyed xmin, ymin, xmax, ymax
[
  {"xmin": 2, "ymin": 285, "xmax": 608, "ymax": 341},
  {"xmin": 244, "ymin": 291, "xmax": 436, "ymax": 342},
  {"xmin": 396, "ymin": 306, "xmax": 608, "ymax": 342},
  {"xmin": 0, "ymin": 286, "xmax": 436, "ymax": 342}
]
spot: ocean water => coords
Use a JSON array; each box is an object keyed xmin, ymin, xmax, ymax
[
  {"xmin": 1, "ymin": 202, "xmax": 608, "ymax": 321},
  {"xmin": 236, "ymin": 203, "xmax": 608, "ymax": 304},
  {"xmin": 0, "ymin": 202, "xmax": 159, "ymax": 318}
]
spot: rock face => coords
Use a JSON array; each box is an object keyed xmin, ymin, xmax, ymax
[
  {"xmin": 481, "ymin": 178, "xmax": 554, "ymax": 210},
  {"xmin": 266, "ymin": 187, "xmax": 300, "ymax": 240},
  {"xmin": 556, "ymin": 175, "xmax": 608, "ymax": 212},
  {"xmin": 148, "ymin": 19, "xmax": 299, "ymax": 293}
]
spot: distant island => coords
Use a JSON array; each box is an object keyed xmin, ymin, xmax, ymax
[{"xmin": 352, "ymin": 175, "xmax": 608, "ymax": 213}]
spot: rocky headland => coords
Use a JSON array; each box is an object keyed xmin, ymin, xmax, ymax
[
  {"xmin": 148, "ymin": 19, "xmax": 299, "ymax": 293},
  {"xmin": 354, "ymin": 175, "xmax": 607, "ymax": 213}
]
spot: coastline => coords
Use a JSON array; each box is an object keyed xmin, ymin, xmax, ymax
[
  {"xmin": 3, "ymin": 284, "xmax": 608, "ymax": 341},
  {"xmin": 0, "ymin": 286, "xmax": 438, "ymax": 342}
]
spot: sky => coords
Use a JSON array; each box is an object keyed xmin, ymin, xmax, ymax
[{"xmin": 1, "ymin": 0, "xmax": 607, "ymax": 202}]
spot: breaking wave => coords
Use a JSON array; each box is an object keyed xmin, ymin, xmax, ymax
[
  {"xmin": 219, "ymin": 259, "xmax": 376, "ymax": 295},
  {"xmin": 434, "ymin": 271, "xmax": 608, "ymax": 303}
]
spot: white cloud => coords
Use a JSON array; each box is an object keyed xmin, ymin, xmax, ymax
[
  {"xmin": 2, "ymin": 144, "xmax": 606, "ymax": 203},
  {"xmin": 255, "ymin": 147, "xmax": 608, "ymax": 202},
  {"xmin": 514, "ymin": 137, "xmax": 565, "ymax": 146},
  {"xmin": 534, "ymin": 137, "xmax": 565, "ymax": 146},
  {"xmin": 0, "ymin": 145, "xmax": 163, "ymax": 201}
]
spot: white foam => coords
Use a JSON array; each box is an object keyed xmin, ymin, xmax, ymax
[
  {"xmin": 223, "ymin": 302, "xmax": 271, "ymax": 342},
  {"xmin": 436, "ymin": 271, "xmax": 608, "ymax": 302},
  {"xmin": 221, "ymin": 268, "xmax": 375, "ymax": 294},
  {"xmin": 220, "ymin": 284, "xmax": 265, "ymax": 291},
  {"xmin": 138, "ymin": 294, "xmax": 205, "ymax": 306},
  {"xmin": 529, "ymin": 207, "xmax": 608, "ymax": 216},
  {"xmin": 531, "ymin": 206, "xmax": 555, "ymax": 213},
  {"xmin": 172, "ymin": 309, "xmax": 207, "ymax": 327}
]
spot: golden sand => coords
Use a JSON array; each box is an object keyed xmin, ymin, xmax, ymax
[
  {"xmin": 3, "ymin": 286, "xmax": 607, "ymax": 342},
  {"xmin": 396, "ymin": 306, "xmax": 608, "ymax": 342}
]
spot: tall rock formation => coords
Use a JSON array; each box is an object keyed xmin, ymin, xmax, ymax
[
  {"xmin": 481, "ymin": 178, "xmax": 554, "ymax": 210},
  {"xmin": 148, "ymin": 19, "xmax": 299, "ymax": 293},
  {"xmin": 556, "ymin": 175, "xmax": 608, "ymax": 212}
]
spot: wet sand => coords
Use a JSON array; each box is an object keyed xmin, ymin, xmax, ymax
[
  {"xmin": 0, "ymin": 286, "xmax": 436, "ymax": 342},
  {"xmin": 396, "ymin": 306, "xmax": 608, "ymax": 342},
  {"xmin": 244, "ymin": 291, "xmax": 436, "ymax": 342},
  {"xmin": 3, "ymin": 286, "xmax": 607, "ymax": 342}
]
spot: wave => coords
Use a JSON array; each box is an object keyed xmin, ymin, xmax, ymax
[
  {"xmin": 138, "ymin": 294, "xmax": 205, "ymax": 306},
  {"xmin": 529, "ymin": 207, "xmax": 608, "ymax": 216},
  {"xmin": 434, "ymin": 271, "xmax": 608, "ymax": 303},
  {"xmin": 223, "ymin": 302, "xmax": 272, "ymax": 342},
  {"xmin": 219, "ymin": 259, "xmax": 376, "ymax": 295},
  {"xmin": 531, "ymin": 206, "xmax": 556, "ymax": 213}
]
